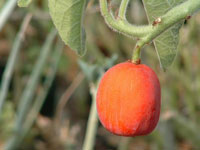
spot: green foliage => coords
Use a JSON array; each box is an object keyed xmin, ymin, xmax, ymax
[
  {"xmin": 47, "ymin": 0, "xmax": 200, "ymax": 70},
  {"xmin": 79, "ymin": 55, "xmax": 118, "ymax": 83},
  {"xmin": 1, "ymin": 0, "xmax": 200, "ymax": 149},
  {"xmin": 18, "ymin": 0, "xmax": 32, "ymax": 7},
  {"xmin": 0, "ymin": 101, "xmax": 14, "ymax": 141},
  {"xmin": 48, "ymin": 0, "xmax": 88, "ymax": 55},
  {"xmin": 142, "ymin": 0, "xmax": 185, "ymax": 69}
]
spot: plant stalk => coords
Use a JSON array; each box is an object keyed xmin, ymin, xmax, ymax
[
  {"xmin": 0, "ymin": 14, "xmax": 32, "ymax": 116},
  {"xmin": 100, "ymin": 0, "xmax": 200, "ymax": 62},
  {"xmin": 131, "ymin": 0, "xmax": 200, "ymax": 63},
  {"xmin": 118, "ymin": 0, "xmax": 130, "ymax": 19},
  {"xmin": 82, "ymin": 84, "xmax": 99, "ymax": 150},
  {"xmin": 14, "ymin": 29, "xmax": 57, "ymax": 136},
  {"xmin": 99, "ymin": 0, "xmax": 152, "ymax": 38}
]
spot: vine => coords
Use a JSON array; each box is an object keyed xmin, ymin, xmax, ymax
[{"xmin": 99, "ymin": 0, "xmax": 200, "ymax": 63}]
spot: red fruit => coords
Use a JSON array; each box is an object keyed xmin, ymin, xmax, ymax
[{"xmin": 96, "ymin": 62, "xmax": 161, "ymax": 136}]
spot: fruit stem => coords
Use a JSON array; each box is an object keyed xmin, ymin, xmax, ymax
[
  {"xmin": 132, "ymin": 40, "xmax": 146, "ymax": 64},
  {"xmin": 132, "ymin": 45, "xmax": 141, "ymax": 64}
]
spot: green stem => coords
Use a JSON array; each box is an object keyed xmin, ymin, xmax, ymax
[
  {"xmin": 99, "ymin": 0, "xmax": 152, "ymax": 38},
  {"xmin": 100, "ymin": 0, "xmax": 200, "ymax": 62},
  {"xmin": 118, "ymin": 0, "xmax": 130, "ymax": 19},
  {"xmin": 132, "ymin": 0, "xmax": 200, "ymax": 63},
  {"xmin": 0, "ymin": 14, "xmax": 32, "ymax": 116},
  {"xmin": 14, "ymin": 29, "xmax": 57, "ymax": 135},
  {"xmin": 5, "ymin": 41, "xmax": 63, "ymax": 150},
  {"xmin": 132, "ymin": 40, "xmax": 146, "ymax": 64},
  {"xmin": 25, "ymin": 42, "xmax": 63, "ymax": 137},
  {"xmin": 146, "ymin": 0, "xmax": 200, "ymax": 44},
  {"xmin": 82, "ymin": 84, "xmax": 99, "ymax": 150}
]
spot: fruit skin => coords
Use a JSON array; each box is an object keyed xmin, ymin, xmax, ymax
[{"xmin": 96, "ymin": 62, "xmax": 161, "ymax": 136}]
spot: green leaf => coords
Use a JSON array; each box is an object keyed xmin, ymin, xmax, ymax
[
  {"xmin": 48, "ymin": 0, "xmax": 88, "ymax": 55},
  {"xmin": 142, "ymin": 0, "xmax": 185, "ymax": 69},
  {"xmin": 18, "ymin": 0, "xmax": 32, "ymax": 7}
]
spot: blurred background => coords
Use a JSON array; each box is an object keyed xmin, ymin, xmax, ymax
[{"xmin": 0, "ymin": 0, "xmax": 200, "ymax": 150}]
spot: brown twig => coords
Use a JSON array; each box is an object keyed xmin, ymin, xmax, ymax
[{"xmin": 54, "ymin": 72, "xmax": 85, "ymax": 131}]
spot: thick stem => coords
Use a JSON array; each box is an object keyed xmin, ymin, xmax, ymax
[
  {"xmin": 145, "ymin": 0, "xmax": 200, "ymax": 45},
  {"xmin": 118, "ymin": 0, "xmax": 130, "ymax": 19},
  {"xmin": 99, "ymin": 0, "xmax": 152, "ymax": 38},
  {"xmin": 131, "ymin": 0, "xmax": 200, "ymax": 63},
  {"xmin": 100, "ymin": 0, "xmax": 200, "ymax": 62}
]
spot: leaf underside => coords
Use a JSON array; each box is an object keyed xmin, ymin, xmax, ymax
[
  {"xmin": 48, "ymin": 0, "xmax": 88, "ymax": 55},
  {"xmin": 142, "ymin": 0, "xmax": 186, "ymax": 69}
]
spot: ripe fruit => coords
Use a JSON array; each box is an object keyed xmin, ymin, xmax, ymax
[{"xmin": 96, "ymin": 62, "xmax": 161, "ymax": 136}]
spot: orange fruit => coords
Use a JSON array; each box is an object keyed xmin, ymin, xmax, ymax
[{"xmin": 96, "ymin": 62, "xmax": 161, "ymax": 136}]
